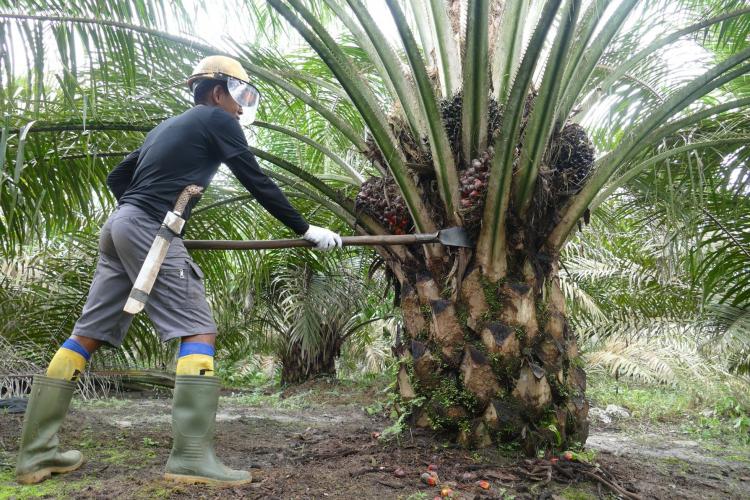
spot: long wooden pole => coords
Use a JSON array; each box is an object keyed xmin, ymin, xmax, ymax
[{"xmin": 183, "ymin": 233, "xmax": 441, "ymax": 250}]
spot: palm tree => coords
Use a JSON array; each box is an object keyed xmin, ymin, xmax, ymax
[
  {"xmin": 257, "ymin": 0, "xmax": 750, "ymax": 452},
  {"xmin": 561, "ymin": 204, "xmax": 746, "ymax": 388},
  {"xmin": 246, "ymin": 252, "xmax": 391, "ymax": 384},
  {"xmin": 1, "ymin": 0, "xmax": 748, "ymax": 453}
]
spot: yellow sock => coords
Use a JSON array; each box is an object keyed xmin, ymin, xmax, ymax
[
  {"xmin": 176, "ymin": 354, "xmax": 214, "ymax": 376},
  {"xmin": 46, "ymin": 339, "xmax": 88, "ymax": 381}
]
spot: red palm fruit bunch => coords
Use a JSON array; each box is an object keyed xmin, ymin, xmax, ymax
[
  {"xmin": 355, "ymin": 176, "xmax": 413, "ymax": 235},
  {"xmin": 458, "ymin": 148, "xmax": 493, "ymax": 236}
]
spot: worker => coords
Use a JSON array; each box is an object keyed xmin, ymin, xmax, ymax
[{"xmin": 15, "ymin": 55, "xmax": 342, "ymax": 486}]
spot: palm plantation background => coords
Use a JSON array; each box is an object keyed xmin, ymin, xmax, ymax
[{"xmin": 0, "ymin": 0, "xmax": 748, "ymax": 453}]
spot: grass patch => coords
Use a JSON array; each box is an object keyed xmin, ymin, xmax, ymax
[
  {"xmin": 222, "ymin": 388, "xmax": 310, "ymax": 410},
  {"xmin": 220, "ymin": 372, "xmax": 392, "ymax": 410},
  {"xmin": 557, "ymin": 485, "xmax": 599, "ymax": 500},
  {"xmin": 660, "ymin": 456, "xmax": 692, "ymax": 472},
  {"xmin": 679, "ymin": 414, "xmax": 750, "ymax": 448},
  {"xmin": 588, "ymin": 374, "xmax": 750, "ymax": 450},
  {"xmin": 71, "ymin": 398, "xmax": 131, "ymax": 410},
  {"xmin": 587, "ymin": 374, "xmax": 693, "ymax": 422},
  {"xmin": 132, "ymin": 484, "xmax": 185, "ymax": 499},
  {"xmin": 100, "ymin": 447, "xmax": 136, "ymax": 464},
  {"xmin": 0, "ymin": 470, "xmax": 94, "ymax": 500},
  {"xmin": 216, "ymin": 366, "xmax": 271, "ymax": 389},
  {"xmin": 75, "ymin": 428, "xmax": 161, "ymax": 464},
  {"xmin": 329, "ymin": 372, "xmax": 392, "ymax": 391}
]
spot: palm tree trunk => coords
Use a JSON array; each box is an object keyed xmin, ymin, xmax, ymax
[{"xmin": 395, "ymin": 259, "xmax": 588, "ymax": 454}]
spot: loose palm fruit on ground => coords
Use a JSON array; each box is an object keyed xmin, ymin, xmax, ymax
[{"xmin": 421, "ymin": 472, "xmax": 438, "ymax": 486}]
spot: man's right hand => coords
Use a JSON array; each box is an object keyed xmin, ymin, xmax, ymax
[{"xmin": 303, "ymin": 225, "xmax": 343, "ymax": 251}]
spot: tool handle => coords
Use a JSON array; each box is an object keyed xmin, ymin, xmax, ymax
[
  {"xmin": 173, "ymin": 185, "xmax": 204, "ymax": 215},
  {"xmin": 183, "ymin": 233, "xmax": 439, "ymax": 250}
]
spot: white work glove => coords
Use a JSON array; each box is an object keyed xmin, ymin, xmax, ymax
[{"xmin": 303, "ymin": 225, "xmax": 343, "ymax": 251}]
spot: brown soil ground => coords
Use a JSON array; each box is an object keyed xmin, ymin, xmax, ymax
[{"xmin": 1, "ymin": 378, "xmax": 748, "ymax": 499}]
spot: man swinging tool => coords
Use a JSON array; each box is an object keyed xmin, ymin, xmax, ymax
[{"xmin": 15, "ymin": 55, "xmax": 342, "ymax": 486}]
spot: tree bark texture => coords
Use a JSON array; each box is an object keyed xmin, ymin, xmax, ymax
[{"xmin": 394, "ymin": 260, "xmax": 589, "ymax": 455}]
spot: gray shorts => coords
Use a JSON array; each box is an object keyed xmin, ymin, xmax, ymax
[{"xmin": 72, "ymin": 204, "xmax": 217, "ymax": 347}]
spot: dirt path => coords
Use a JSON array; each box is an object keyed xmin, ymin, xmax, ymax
[
  {"xmin": 1, "ymin": 381, "xmax": 748, "ymax": 499},
  {"xmin": 585, "ymin": 431, "xmax": 749, "ymax": 498}
]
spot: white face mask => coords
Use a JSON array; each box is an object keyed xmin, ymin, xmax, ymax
[
  {"xmin": 227, "ymin": 77, "xmax": 261, "ymax": 125},
  {"xmin": 239, "ymin": 105, "xmax": 258, "ymax": 126}
]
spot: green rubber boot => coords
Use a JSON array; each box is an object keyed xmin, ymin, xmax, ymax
[
  {"xmin": 15, "ymin": 376, "xmax": 84, "ymax": 484},
  {"xmin": 164, "ymin": 376, "xmax": 251, "ymax": 486}
]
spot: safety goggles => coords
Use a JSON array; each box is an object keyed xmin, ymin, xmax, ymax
[{"xmin": 227, "ymin": 77, "xmax": 261, "ymax": 125}]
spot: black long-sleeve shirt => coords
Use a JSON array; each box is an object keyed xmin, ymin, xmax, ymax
[
  {"xmin": 105, "ymin": 105, "xmax": 309, "ymax": 235},
  {"xmin": 107, "ymin": 149, "xmax": 140, "ymax": 201}
]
